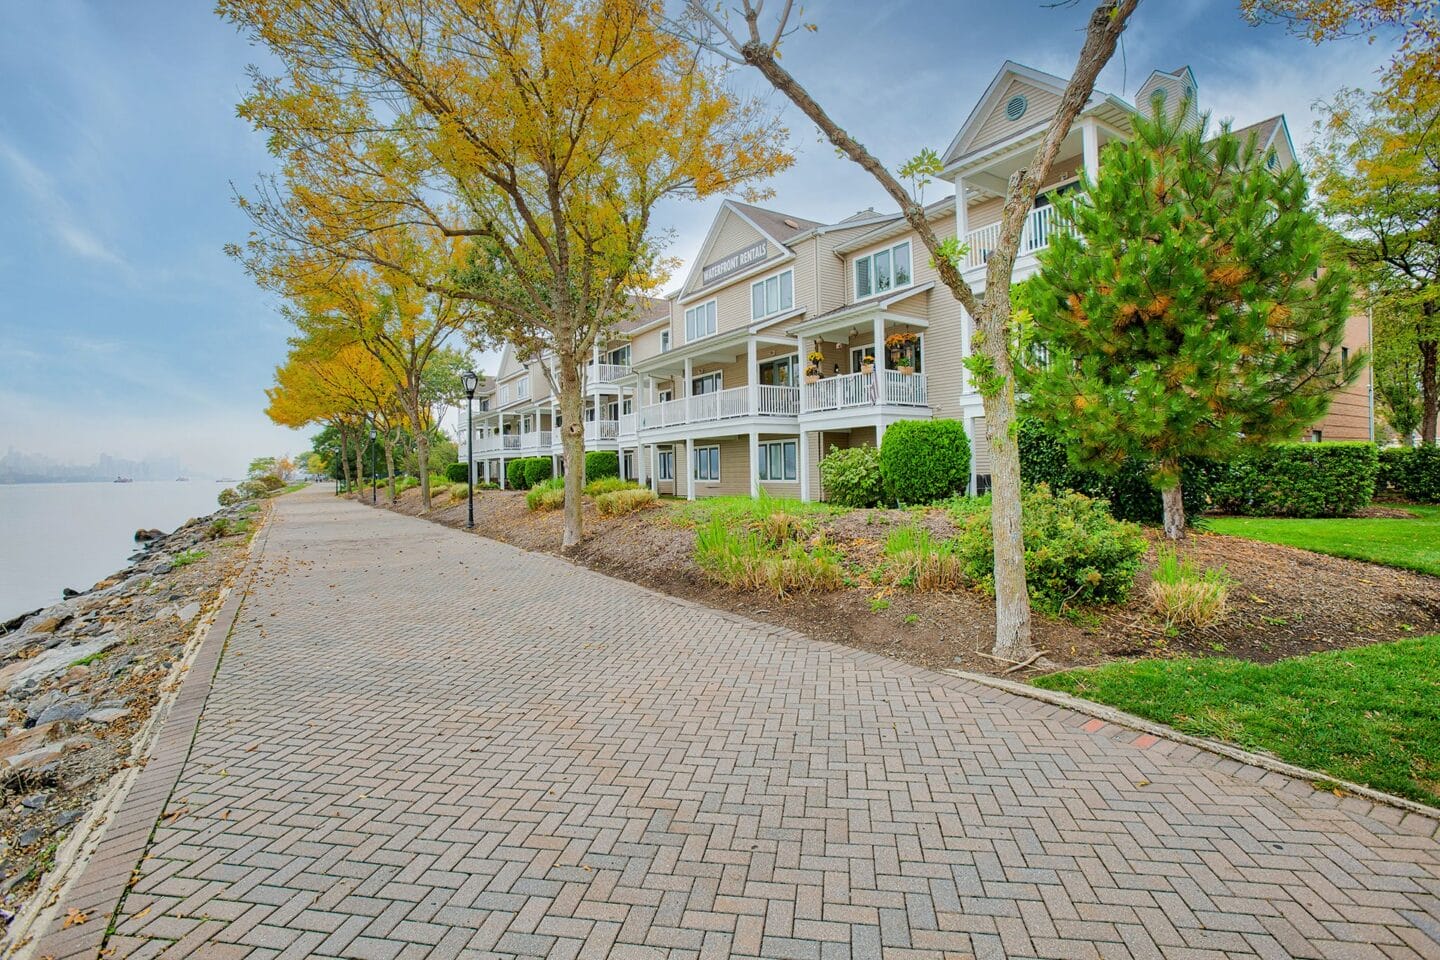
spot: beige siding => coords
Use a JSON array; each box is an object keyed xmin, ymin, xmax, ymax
[
  {"xmin": 965, "ymin": 78, "xmax": 1062, "ymax": 155},
  {"xmin": 629, "ymin": 324, "xmax": 670, "ymax": 364},
  {"xmin": 970, "ymin": 416, "xmax": 991, "ymax": 476},
  {"xmin": 683, "ymin": 210, "xmax": 768, "ymax": 299},
  {"xmin": 1314, "ymin": 310, "xmax": 1373, "ymax": 441}
]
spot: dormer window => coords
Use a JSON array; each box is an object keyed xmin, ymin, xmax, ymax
[
  {"xmin": 751, "ymin": 269, "xmax": 794, "ymax": 321},
  {"xmin": 854, "ymin": 241, "xmax": 912, "ymax": 300}
]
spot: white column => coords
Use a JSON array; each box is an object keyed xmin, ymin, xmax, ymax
[
  {"xmin": 1081, "ymin": 118, "xmax": 1099, "ymax": 182},
  {"xmin": 650, "ymin": 445, "xmax": 659, "ymax": 494},
  {"xmin": 796, "ymin": 335, "xmax": 808, "ymax": 412},
  {"xmin": 955, "ymin": 178, "xmax": 969, "ymax": 239},
  {"xmin": 876, "ymin": 417, "xmax": 887, "ymax": 448},
  {"xmin": 799, "ymin": 429, "xmax": 811, "ymax": 502},
  {"xmin": 872, "ymin": 312, "xmax": 887, "ymax": 405},
  {"xmin": 637, "ymin": 442, "xmax": 648, "ymax": 486},
  {"xmin": 747, "ymin": 338, "xmax": 759, "ymax": 415},
  {"xmin": 749, "ymin": 430, "xmax": 760, "ymax": 498},
  {"xmin": 685, "ymin": 437, "xmax": 695, "ymax": 501}
]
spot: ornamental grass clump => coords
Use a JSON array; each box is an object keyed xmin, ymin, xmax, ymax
[
  {"xmin": 1148, "ymin": 547, "xmax": 1232, "ymax": 629},
  {"xmin": 694, "ymin": 519, "xmax": 845, "ymax": 596},
  {"xmin": 884, "ymin": 526, "xmax": 966, "ymax": 590},
  {"xmin": 447, "ymin": 483, "xmax": 469, "ymax": 502},
  {"xmin": 595, "ymin": 488, "xmax": 658, "ymax": 516},
  {"xmin": 584, "ymin": 476, "xmax": 639, "ymax": 497},
  {"xmin": 750, "ymin": 510, "xmax": 807, "ymax": 544},
  {"xmin": 525, "ymin": 476, "xmax": 566, "ymax": 511}
]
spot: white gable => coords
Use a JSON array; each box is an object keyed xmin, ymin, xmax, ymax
[
  {"xmin": 680, "ymin": 202, "xmax": 784, "ymax": 299},
  {"xmin": 943, "ymin": 62, "xmax": 1069, "ymax": 165},
  {"xmin": 1137, "ymin": 66, "xmax": 1199, "ymax": 131}
]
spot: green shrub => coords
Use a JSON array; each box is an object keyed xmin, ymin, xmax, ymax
[
  {"xmin": 445, "ymin": 462, "xmax": 470, "ymax": 484},
  {"xmin": 694, "ymin": 520, "xmax": 845, "ymax": 596},
  {"xmin": 595, "ymin": 488, "xmax": 658, "ymax": 516},
  {"xmin": 584, "ymin": 450, "xmax": 619, "ymax": 483},
  {"xmin": 585, "ymin": 477, "xmax": 637, "ymax": 497},
  {"xmin": 506, "ymin": 458, "xmax": 531, "ymax": 490},
  {"xmin": 523, "ymin": 457, "xmax": 553, "ymax": 488},
  {"xmin": 447, "ymin": 482, "xmax": 469, "ymax": 502},
  {"xmin": 1018, "ymin": 419, "xmax": 1215, "ymax": 525},
  {"xmin": 205, "ymin": 518, "xmax": 232, "ymax": 540},
  {"xmin": 884, "ymin": 526, "xmax": 965, "ymax": 590},
  {"xmin": 1211, "ymin": 442, "xmax": 1378, "ymax": 517},
  {"xmin": 217, "ymin": 487, "xmax": 242, "ymax": 507},
  {"xmin": 526, "ymin": 476, "xmax": 566, "ymax": 511},
  {"xmin": 879, "ymin": 420, "xmax": 970, "ymax": 506},
  {"xmin": 236, "ymin": 479, "xmax": 269, "ymax": 500},
  {"xmin": 478, "ymin": 481, "xmax": 500, "ymax": 491},
  {"xmin": 952, "ymin": 485, "xmax": 1148, "ymax": 614},
  {"xmin": 1378, "ymin": 446, "xmax": 1440, "ymax": 503},
  {"xmin": 819, "ymin": 445, "xmax": 883, "ymax": 507}
]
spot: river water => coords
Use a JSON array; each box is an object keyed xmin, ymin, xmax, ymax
[{"xmin": 0, "ymin": 481, "xmax": 228, "ymax": 621}]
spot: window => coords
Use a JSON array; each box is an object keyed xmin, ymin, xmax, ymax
[
  {"xmin": 758, "ymin": 440, "xmax": 798, "ymax": 482},
  {"xmin": 517, "ymin": 378, "xmax": 529, "ymax": 399},
  {"xmin": 850, "ymin": 345, "xmax": 875, "ymax": 373},
  {"xmin": 1341, "ymin": 346, "xmax": 1350, "ymax": 375},
  {"xmin": 606, "ymin": 345, "xmax": 630, "ymax": 366},
  {"xmin": 522, "ymin": 414, "xmax": 533, "ymax": 432},
  {"xmin": 694, "ymin": 445, "xmax": 720, "ymax": 482},
  {"xmin": 500, "ymin": 384, "xmax": 511, "ymax": 404},
  {"xmin": 1033, "ymin": 180, "xmax": 1082, "ymax": 209},
  {"xmin": 658, "ymin": 447, "xmax": 675, "ymax": 480},
  {"xmin": 660, "ymin": 330, "xmax": 671, "ymax": 353},
  {"xmin": 692, "ymin": 371, "xmax": 722, "ymax": 395},
  {"xmin": 658, "ymin": 388, "xmax": 673, "ymax": 403},
  {"xmin": 622, "ymin": 397, "xmax": 633, "ymax": 415},
  {"xmin": 759, "ymin": 354, "xmax": 798, "ymax": 386},
  {"xmin": 855, "ymin": 241, "xmax": 912, "ymax": 299},
  {"xmin": 685, "ymin": 300, "xmax": 717, "ymax": 342},
  {"xmin": 882, "ymin": 332, "xmax": 924, "ymax": 373},
  {"xmin": 1311, "ymin": 430, "xmax": 1323, "ymax": 442},
  {"xmin": 622, "ymin": 450, "xmax": 634, "ymax": 480},
  {"xmin": 751, "ymin": 269, "xmax": 794, "ymax": 320}
]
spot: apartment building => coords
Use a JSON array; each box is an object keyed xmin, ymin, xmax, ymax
[{"xmin": 462, "ymin": 61, "xmax": 1373, "ymax": 499}]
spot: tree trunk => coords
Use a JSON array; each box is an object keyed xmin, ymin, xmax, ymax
[
  {"xmin": 1161, "ymin": 476, "xmax": 1186, "ymax": 542},
  {"xmin": 1422, "ymin": 336, "xmax": 1438, "ymax": 446},
  {"xmin": 558, "ymin": 352, "xmax": 586, "ymax": 551},
  {"xmin": 338, "ymin": 425, "xmax": 352, "ymax": 492},
  {"xmin": 384, "ymin": 440, "xmax": 397, "ymax": 503},
  {"xmin": 416, "ymin": 430, "xmax": 432, "ymax": 512},
  {"xmin": 979, "ymin": 303, "xmax": 1033, "ymax": 663},
  {"xmin": 355, "ymin": 434, "xmax": 366, "ymax": 497}
]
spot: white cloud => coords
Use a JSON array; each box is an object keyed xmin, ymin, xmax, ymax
[{"xmin": 0, "ymin": 139, "xmax": 128, "ymax": 268}]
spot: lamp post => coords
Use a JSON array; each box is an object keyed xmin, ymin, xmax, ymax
[
  {"xmin": 370, "ymin": 422, "xmax": 378, "ymax": 504},
  {"xmin": 461, "ymin": 369, "xmax": 479, "ymax": 529}
]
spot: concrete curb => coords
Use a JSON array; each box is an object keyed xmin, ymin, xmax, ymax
[
  {"xmin": 15, "ymin": 507, "xmax": 275, "ymax": 960},
  {"xmin": 945, "ymin": 668, "xmax": 1440, "ymax": 838}
]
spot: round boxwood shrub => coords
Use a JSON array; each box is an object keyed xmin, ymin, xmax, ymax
[
  {"xmin": 506, "ymin": 458, "xmax": 531, "ymax": 490},
  {"xmin": 585, "ymin": 450, "xmax": 619, "ymax": 483},
  {"xmin": 878, "ymin": 419, "xmax": 971, "ymax": 505},
  {"xmin": 444, "ymin": 462, "xmax": 470, "ymax": 484},
  {"xmin": 819, "ymin": 445, "xmax": 883, "ymax": 507},
  {"xmin": 523, "ymin": 457, "xmax": 554, "ymax": 488},
  {"xmin": 953, "ymin": 484, "xmax": 1148, "ymax": 613}
]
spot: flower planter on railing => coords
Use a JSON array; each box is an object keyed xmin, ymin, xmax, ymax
[{"xmin": 800, "ymin": 370, "xmax": 929, "ymax": 412}]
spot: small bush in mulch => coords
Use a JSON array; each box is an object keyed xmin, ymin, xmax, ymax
[
  {"xmin": 879, "ymin": 419, "xmax": 970, "ymax": 506},
  {"xmin": 523, "ymin": 457, "xmax": 554, "ymax": 489},
  {"xmin": 694, "ymin": 519, "xmax": 845, "ymax": 596},
  {"xmin": 1210, "ymin": 441, "xmax": 1378, "ymax": 517},
  {"xmin": 952, "ymin": 484, "xmax": 1148, "ymax": 614},
  {"xmin": 526, "ymin": 477, "xmax": 566, "ymax": 511},
  {"xmin": 445, "ymin": 462, "xmax": 470, "ymax": 483},
  {"xmin": 585, "ymin": 477, "xmax": 637, "ymax": 497},
  {"xmin": 584, "ymin": 450, "xmax": 619, "ymax": 482},
  {"xmin": 506, "ymin": 459, "xmax": 531, "ymax": 490},
  {"xmin": 1148, "ymin": 546, "xmax": 1232, "ymax": 630},
  {"xmin": 883, "ymin": 525, "xmax": 965, "ymax": 591},
  {"xmin": 819, "ymin": 445, "xmax": 883, "ymax": 508}
]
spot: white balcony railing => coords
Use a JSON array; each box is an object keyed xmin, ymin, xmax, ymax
[
  {"xmin": 502, "ymin": 435, "xmax": 521, "ymax": 450},
  {"xmin": 519, "ymin": 430, "xmax": 551, "ymax": 452},
  {"xmin": 584, "ymin": 420, "xmax": 620, "ymax": 443},
  {"xmin": 587, "ymin": 362, "xmax": 630, "ymax": 384},
  {"xmin": 619, "ymin": 412, "xmax": 637, "ymax": 437},
  {"xmin": 638, "ymin": 385, "xmax": 800, "ymax": 431},
  {"xmin": 963, "ymin": 203, "xmax": 1067, "ymax": 270},
  {"xmin": 801, "ymin": 370, "xmax": 928, "ymax": 413}
]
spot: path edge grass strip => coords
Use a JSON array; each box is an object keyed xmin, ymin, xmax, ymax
[{"xmin": 944, "ymin": 668, "xmax": 1440, "ymax": 837}]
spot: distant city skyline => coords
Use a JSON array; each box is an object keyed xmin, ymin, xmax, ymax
[
  {"xmin": 0, "ymin": 447, "xmax": 196, "ymax": 484},
  {"xmin": 0, "ymin": 1, "xmax": 1396, "ymax": 475}
]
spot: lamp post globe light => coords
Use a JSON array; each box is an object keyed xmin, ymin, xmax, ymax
[{"xmin": 461, "ymin": 369, "xmax": 479, "ymax": 529}]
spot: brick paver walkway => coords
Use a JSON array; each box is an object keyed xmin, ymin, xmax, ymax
[{"xmin": 100, "ymin": 486, "xmax": 1440, "ymax": 959}]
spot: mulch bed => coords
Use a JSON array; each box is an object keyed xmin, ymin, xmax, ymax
[{"xmin": 365, "ymin": 487, "xmax": 1440, "ymax": 677}]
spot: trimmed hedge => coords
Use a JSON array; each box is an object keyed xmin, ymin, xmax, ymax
[
  {"xmin": 523, "ymin": 457, "xmax": 553, "ymax": 488},
  {"xmin": 878, "ymin": 419, "xmax": 971, "ymax": 505},
  {"xmin": 444, "ymin": 462, "xmax": 469, "ymax": 484},
  {"xmin": 1378, "ymin": 446, "xmax": 1440, "ymax": 503},
  {"xmin": 1211, "ymin": 442, "xmax": 1378, "ymax": 517},
  {"xmin": 819, "ymin": 445, "xmax": 883, "ymax": 507},
  {"xmin": 1017, "ymin": 419, "xmax": 1214, "ymax": 525},
  {"xmin": 585, "ymin": 450, "xmax": 619, "ymax": 482}
]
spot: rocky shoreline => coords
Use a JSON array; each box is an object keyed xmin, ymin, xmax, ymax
[{"xmin": 0, "ymin": 501, "xmax": 259, "ymax": 933}]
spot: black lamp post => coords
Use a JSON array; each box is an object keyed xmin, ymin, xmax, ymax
[
  {"xmin": 370, "ymin": 422, "xmax": 378, "ymax": 504},
  {"xmin": 461, "ymin": 369, "xmax": 479, "ymax": 529}
]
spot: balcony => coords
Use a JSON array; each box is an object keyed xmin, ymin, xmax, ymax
[
  {"xmin": 586, "ymin": 362, "xmax": 630, "ymax": 385},
  {"xmin": 802, "ymin": 370, "xmax": 928, "ymax": 413},
  {"xmin": 583, "ymin": 420, "xmax": 620, "ymax": 444},
  {"xmin": 639, "ymin": 384, "xmax": 799, "ymax": 431},
  {"xmin": 619, "ymin": 412, "xmax": 637, "ymax": 438},
  {"xmin": 962, "ymin": 203, "xmax": 1067, "ymax": 271}
]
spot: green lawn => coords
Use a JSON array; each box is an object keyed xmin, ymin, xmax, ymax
[
  {"xmin": 1035, "ymin": 636, "xmax": 1440, "ymax": 806},
  {"xmin": 1205, "ymin": 504, "xmax": 1440, "ymax": 576}
]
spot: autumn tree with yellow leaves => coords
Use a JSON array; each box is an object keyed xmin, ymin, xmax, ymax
[{"xmin": 220, "ymin": 0, "xmax": 792, "ymax": 548}]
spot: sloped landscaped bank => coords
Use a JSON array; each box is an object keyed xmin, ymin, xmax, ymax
[
  {"xmin": 364, "ymin": 486, "xmax": 1440, "ymax": 675},
  {"xmin": 0, "ymin": 503, "xmax": 260, "ymax": 929}
]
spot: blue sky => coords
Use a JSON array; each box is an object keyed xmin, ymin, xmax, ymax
[{"xmin": 0, "ymin": 1, "xmax": 1393, "ymax": 476}]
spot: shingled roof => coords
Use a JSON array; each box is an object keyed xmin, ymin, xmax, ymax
[{"xmin": 728, "ymin": 201, "xmax": 825, "ymax": 244}]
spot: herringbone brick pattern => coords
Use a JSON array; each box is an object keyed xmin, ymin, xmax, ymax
[{"xmin": 107, "ymin": 487, "xmax": 1440, "ymax": 959}]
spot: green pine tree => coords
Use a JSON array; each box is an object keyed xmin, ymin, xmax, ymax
[{"xmin": 1017, "ymin": 95, "xmax": 1363, "ymax": 539}]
